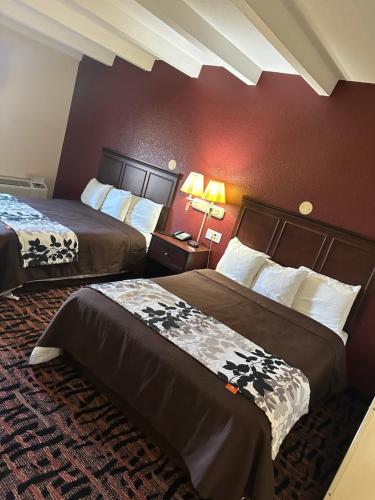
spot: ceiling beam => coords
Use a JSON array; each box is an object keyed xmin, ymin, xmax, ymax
[
  {"xmin": 0, "ymin": 0, "xmax": 115, "ymax": 65},
  {"xmin": 233, "ymin": 0, "xmax": 342, "ymax": 95},
  {"xmin": 116, "ymin": 0, "xmax": 219, "ymax": 66},
  {"xmin": 0, "ymin": 14, "xmax": 82, "ymax": 60},
  {"xmin": 136, "ymin": 0, "xmax": 262, "ymax": 85},
  {"xmin": 71, "ymin": 0, "xmax": 202, "ymax": 78},
  {"xmin": 17, "ymin": 0, "xmax": 155, "ymax": 71}
]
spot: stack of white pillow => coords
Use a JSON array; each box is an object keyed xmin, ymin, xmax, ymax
[
  {"xmin": 216, "ymin": 237, "xmax": 360, "ymax": 342},
  {"xmin": 81, "ymin": 178, "xmax": 163, "ymax": 234}
]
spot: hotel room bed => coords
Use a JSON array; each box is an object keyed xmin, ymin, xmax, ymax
[
  {"xmin": 0, "ymin": 149, "xmax": 179, "ymax": 294},
  {"xmin": 0, "ymin": 198, "xmax": 147, "ymax": 294},
  {"xmin": 29, "ymin": 197, "xmax": 375, "ymax": 500},
  {"xmin": 32, "ymin": 268, "xmax": 346, "ymax": 500}
]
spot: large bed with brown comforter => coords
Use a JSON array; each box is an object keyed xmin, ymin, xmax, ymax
[
  {"xmin": 31, "ymin": 268, "xmax": 346, "ymax": 500},
  {"xmin": 29, "ymin": 198, "xmax": 375, "ymax": 500},
  {"xmin": 0, "ymin": 198, "xmax": 147, "ymax": 294},
  {"xmin": 0, "ymin": 149, "xmax": 179, "ymax": 295}
]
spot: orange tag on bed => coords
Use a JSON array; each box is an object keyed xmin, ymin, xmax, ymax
[{"xmin": 225, "ymin": 383, "xmax": 239, "ymax": 395}]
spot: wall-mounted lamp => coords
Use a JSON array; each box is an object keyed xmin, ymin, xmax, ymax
[
  {"xmin": 180, "ymin": 171, "xmax": 204, "ymax": 213},
  {"xmin": 203, "ymin": 180, "xmax": 226, "ymax": 205},
  {"xmin": 196, "ymin": 180, "xmax": 226, "ymax": 243},
  {"xmin": 180, "ymin": 172, "xmax": 226, "ymax": 247}
]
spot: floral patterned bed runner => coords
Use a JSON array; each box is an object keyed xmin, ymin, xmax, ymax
[
  {"xmin": 90, "ymin": 279, "xmax": 311, "ymax": 459},
  {"xmin": 0, "ymin": 194, "xmax": 78, "ymax": 268}
]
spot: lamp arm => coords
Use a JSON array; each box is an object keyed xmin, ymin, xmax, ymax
[
  {"xmin": 207, "ymin": 202, "xmax": 214, "ymax": 221},
  {"xmin": 197, "ymin": 202, "xmax": 214, "ymax": 242},
  {"xmin": 184, "ymin": 195, "xmax": 193, "ymax": 213},
  {"xmin": 197, "ymin": 211, "xmax": 208, "ymax": 242}
]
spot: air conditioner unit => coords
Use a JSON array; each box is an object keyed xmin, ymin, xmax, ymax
[{"xmin": 0, "ymin": 175, "xmax": 48, "ymax": 199}]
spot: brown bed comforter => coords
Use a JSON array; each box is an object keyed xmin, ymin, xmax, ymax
[
  {"xmin": 35, "ymin": 269, "xmax": 346, "ymax": 500},
  {"xmin": 0, "ymin": 198, "xmax": 146, "ymax": 294}
]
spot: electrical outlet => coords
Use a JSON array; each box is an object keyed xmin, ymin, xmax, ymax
[{"xmin": 205, "ymin": 228, "xmax": 222, "ymax": 243}]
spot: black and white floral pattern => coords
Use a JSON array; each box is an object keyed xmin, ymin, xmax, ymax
[
  {"xmin": 90, "ymin": 279, "xmax": 311, "ymax": 459},
  {"xmin": 0, "ymin": 194, "xmax": 78, "ymax": 268}
]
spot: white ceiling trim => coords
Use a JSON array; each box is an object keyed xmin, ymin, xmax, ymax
[
  {"xmin": 18, "ymin": 0, "xmax": 155, "ymax": 71},
  {"xmin": 2, "ymin": 0, "xmax": 370, "ymax": 95},
  {"xmin": 136, "ymin": 0, "xmax": 262, "ymax": 85},
  {"xmin": 0, "ymin": 13, "xmax": 82, "ymax": 60},
  {"xmin": 233, "ymin": 0, "xmax": 342, "ymax": 95},
  {"xmin": 0, "ymin": 0, "xmax": 115, "ymax": 66},
  {"xmin": 114, "ymin": 0, "xmax": 220, "ymax": 67},
  {"xmin": 70, "ymin": 0, "xmax": 202, "ymax": 78},
  {"xmin": 185, "ymin": 0, "xmax": 297, "ymax": 75},
  {"xmin": 296, "ymin": 0, "xmax": 375, "ymax": 85}
]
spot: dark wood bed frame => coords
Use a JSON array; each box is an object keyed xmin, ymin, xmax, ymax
[
  {"xmin": 97, "ymin": 148, "xmax": 180, "ymax": 230},
  {"xmin": 233, "ymin": 196, "xmax": 375, "ymax": 334}
]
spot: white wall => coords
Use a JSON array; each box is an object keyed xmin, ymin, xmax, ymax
[{"xmin": 0, "ymin": 25, "xmax": 79, "ymax": 196}]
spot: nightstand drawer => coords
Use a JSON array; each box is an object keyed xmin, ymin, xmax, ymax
[{"xmin": 149, "ymin": 237, "xmax": 188, "ymax": 272}]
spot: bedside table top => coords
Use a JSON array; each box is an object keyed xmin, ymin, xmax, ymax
[{"xmin": 152, "ymin": 232, "xmax": 209, "ymax": 253}]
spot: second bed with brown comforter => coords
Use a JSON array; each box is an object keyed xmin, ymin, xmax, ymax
[
  {"xmin": 30, "ymin": 269, "xmax": 346, "ymax": 500},
  {"xmin": 0, "ymin": 198, "xmax": 146, "ymax": 294}
]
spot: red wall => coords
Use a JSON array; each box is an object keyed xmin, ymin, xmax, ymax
[{"xmin": 55, "ymin": 56, "xmax": 375, "ymax": 394}]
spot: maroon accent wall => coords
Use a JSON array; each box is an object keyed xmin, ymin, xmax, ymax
[{"xmin": 55, "ymin": 56, "xmax": 375, "ymax": 395}]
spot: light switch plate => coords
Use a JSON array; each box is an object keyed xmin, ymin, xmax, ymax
[{"xmin": 205, "ymin": 228, "xmax": 222, "ymax": 243}]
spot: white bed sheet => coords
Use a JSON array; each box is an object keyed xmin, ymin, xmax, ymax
[
  {"xmin": 141, "ymin": 232, "xmax": 152, "ymax": 251},
  {"xmin": 339, "ymin": 330, "xmax": 348, "ymax": 346}
]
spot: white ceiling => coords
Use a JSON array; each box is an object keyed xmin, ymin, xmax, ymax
[
  {"xmin": 1, "ymin": 0, "xmax": 374, "ymax": 95},
  {"xmin": 296, "ymin": 0, "xmax": 375, "ymax": 85}
]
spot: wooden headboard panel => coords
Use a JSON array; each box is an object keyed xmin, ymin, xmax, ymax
[
  {"xmin": 97, "ymin": 148, "xmax": 180, "ymax": 230},
  {"xmin": 233, "ymin": 196, "xmax": 375, "ymax": 333}
]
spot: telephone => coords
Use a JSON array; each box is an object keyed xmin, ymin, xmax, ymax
[{"xmin": 172, "ymin": 230, "xmax": 192, "ymax": 241}]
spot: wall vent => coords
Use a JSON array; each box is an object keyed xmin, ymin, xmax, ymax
[{"xmin": 0, "ymin": 176, "xmax": 48, "ymax": 198}]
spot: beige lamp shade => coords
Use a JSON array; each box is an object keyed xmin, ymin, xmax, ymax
[
  {"xmin": 202, "ymin": 180, "xmax": 226, "ymax": 204},
  {"xmin": 180, "ymin": 172, "xmax": 204, "ymax": 198}
]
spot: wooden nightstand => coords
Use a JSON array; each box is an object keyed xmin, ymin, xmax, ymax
[{"xmin": 148, "ymin": 232, "xmax": 210, "ymax": 274}]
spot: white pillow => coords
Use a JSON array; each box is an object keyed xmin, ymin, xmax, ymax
[
  {"xmin": 216, "ymin": 237, "xmax": 269, "ymax": 287},
  {"xmin": 292, "ymin": 266, "xmax": 361, "ymax": 334},
  {"xmin": 251, "ymin": 261, "xmax": 307, "ymax": 307},
  {"xmin": 100, "ymin": 188, "xmax": 132, "ymax": 221},
  {"xmin": 338, "ymin": 330, "xmax": 348, "ymax": 346},
  {"xmin": 125, "ymin": 195, "xmax": 163, "ymax": 233},
  {"xmin": 81, "ymin": 178, "xmax": 112, "ymax": 210}
]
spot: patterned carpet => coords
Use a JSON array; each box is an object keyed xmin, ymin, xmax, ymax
[{"xmin": 0, "ymin": 287, "xmax": 370, "ymax": 500}]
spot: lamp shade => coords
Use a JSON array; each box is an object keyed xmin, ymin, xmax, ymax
[
  {"xmin": 202, "ymin": 180, "xmax": 226, "ymax": 204},
  {"xmin": 180, "ymin": 172, "xmax": 204, "ymax": 198}
]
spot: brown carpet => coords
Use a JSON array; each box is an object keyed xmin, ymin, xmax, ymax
[{"xmin": 0, "ymin": 286, "xmax": 369, "ymax": 500}]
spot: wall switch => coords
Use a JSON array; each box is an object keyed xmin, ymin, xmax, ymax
[{"xmin": 205, "ymin": 228, "xmax": 222, "ymax": 243}]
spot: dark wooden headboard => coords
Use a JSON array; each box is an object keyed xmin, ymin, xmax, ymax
[
  {"xmin": 233, "ymin": 196, "xmax": 375, "ymax": 333},
  {"xmin": 97, "ymin": 148, "xmax": 180, "ymax": 230}
]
